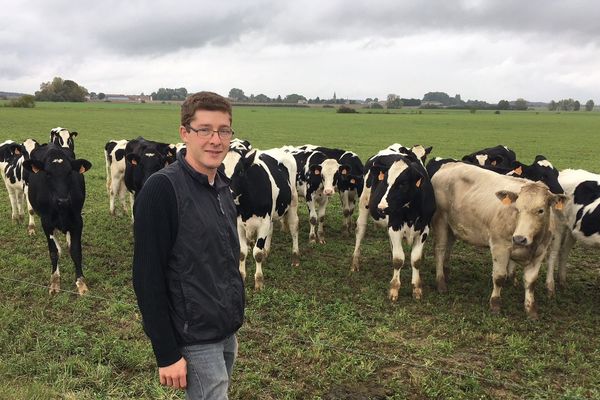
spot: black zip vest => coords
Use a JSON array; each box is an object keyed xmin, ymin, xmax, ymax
[{"xmin": 156, "ymin": 151, "xmax": 244, "ymax": 345}]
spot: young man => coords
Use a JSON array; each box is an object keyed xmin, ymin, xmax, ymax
[{"xmin": 133, "ymin": 91, "xmax": 245, "ymax": 399}]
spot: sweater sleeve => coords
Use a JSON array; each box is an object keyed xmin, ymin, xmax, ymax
[{"xmin": 132, "ymin": 173, "xmax": 181, "ymax": 367}]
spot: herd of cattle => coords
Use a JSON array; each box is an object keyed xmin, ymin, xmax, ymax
[{"xmin": 2, "ymin": 128, "xmax": 600, "ymax": 319}]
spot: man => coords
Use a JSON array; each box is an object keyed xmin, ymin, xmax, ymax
[{"xmin": 133, "ymin": 91, "xmax": 245, "ymax": 399}]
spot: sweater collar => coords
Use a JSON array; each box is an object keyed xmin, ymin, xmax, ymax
[{"xmin": 177, "ymin": 148, "xmax": 230, "ymax": 189}]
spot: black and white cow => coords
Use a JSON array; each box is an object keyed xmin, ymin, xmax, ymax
[
  {"xmin": 104, "ymin": 139, "xmax": 130, "ymax": 216},
  {"xmin": 462, "ymin": 145, "xmax": 516, "ymax": 169},
  {"xmin": 230, "ymin": 148, "xmax": 300, "ymax": 290},
  {"xmin": 124, "ymin": 137, "xmax": 176, "ymax": 198},
  {"xmin": 221, "ymin": 138, "xmax": 252, "ymax": 178},
  {"xmin": 1, "ymin": 139, "xmax": 40, "ymax": 234},
  {"xmin": 50, "ymin": 127, "xmax": 78, "ymax": 152},
  {"xmin": 546, "ymin": 169, "xmax": 600, "ymax": 296},
  {"xmin": 352, "ymin": 144, "xmax": 435, "ymax": 300},
  {"xmin": 24, "ymin": 143, "xmax": 92, "ymax": 295}
]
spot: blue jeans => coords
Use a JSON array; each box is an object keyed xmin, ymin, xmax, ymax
[{"xmin": 181, "ymin": 334, "xmax": 238, "ymax": 400}]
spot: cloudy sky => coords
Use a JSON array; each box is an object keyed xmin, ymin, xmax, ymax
[{"xmin": 1, "ymin": 0, "xmax": 599, "ymax": 102}]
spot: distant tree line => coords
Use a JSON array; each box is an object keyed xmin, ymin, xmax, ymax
[
  {"xmin": 151, "ymin": 88, "xmax": 188, "ymax": 101},
  {"xmin": 548, "ymin": 99, "xmax": 594, "ymax": 111},
  {"xmin": 35, "ymin": 77, "xmax": 88, "ymax": 102}
]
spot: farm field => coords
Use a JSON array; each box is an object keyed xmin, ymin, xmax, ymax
[{"xmin": 0, "ymin": 102, "xmax": 599, "ymax": 399}]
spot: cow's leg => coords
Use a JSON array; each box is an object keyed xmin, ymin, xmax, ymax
[
  {"xmin": 410, "ymin": 229, "xmax": 428, "ymax": 300},
  {"xmin": 5, "ymin": 183, "xmax": 18, "ymax": 222},
  {"xmin": 388, "ymin": 228, "xmax": 405, "ymax": 301},
  {"xmin": 68, "ymin": 220, "xmax": 88, "ymax": 295},
  {"xmin": 25, "ymin": 185, "xmax": 36, "ymax": 235},
  {"xmin": 346, "ymin": 190, "xmax": 357, "ymax": 232},
  {"xmin": 307, "ymin": 199, "xmax": 318, "ymax": 243},
  {"xmin": 109, "ymin": 175, "xmax": 119, "ymax": 216},
  {"xmin": 253, "ymin": 219, "xmax": 272, "ymax": 291},
  {"xmin": 43, "ymin": 224, "xmax": 61, "ymax": 294},
  {"xmin": 432, "ymin": 212, "xmax": 452, "ymax": 293},
  {"xmin": 129, "ymin": 192, "xmax": 135, "ymax": 222},
  {"xmin": 237, "ymin": 219, "xmax": 248, "ymax": 282},
  {"xmin": 523, "ymin": 257, "xmax": 544, "ymax": 319},
  {"xmin": 105, "ymin": 155, "xmax": 111, "ymax": 196},
  {"xmin": 351, "ymin": 191, "xmax": 370, "ymax": 272},
  {"xmin": 316, "ymin": 195, "xmax": 329, "ymax": 244},
  {"xmin": 545, "ymin": 227, "xmax": 565, "ymax": 297},
  {"xmin": 339, "ymin": 190, "xmax": 351, "ymax": 234},
  {"xmin": 15, "ymin": 187, "xmax": 25, "ymax": 223},
  {"xmin": 489, "ymin": 243, "xmax": 511, "ymax": 314},
  {"xmin": 557, "ymin": 231, "xmax": 575, "ymax": 288},
  {"xmin": 287, "ymin": 191, "xmax": 300, "ymax": 267},
  {"xmin": 505, "ymin": 261, "xmax": 519, "ymax": 287}
]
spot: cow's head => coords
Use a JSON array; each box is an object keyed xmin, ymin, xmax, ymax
[
  {"xmin": 230, "ymin": 149, "xmax": 259, "ymax": 202},
  {"xmin": 126, "ymin": 150, "xmax": 168, "ymax": 190},
  {"xmin": 24, "ymin": 149, "xmax": 91, "ymax": 208},
  {"xmin": 410, "ymin": 145, "xmax": 433, "ymax": 164},
  {"xmin": 337, "ymin": 164, "xmax": 363, "ymax": 192},
  {"xmin": 50, "ymin": 127, "xmax": 77, "ymax": 151},
  {"xmin": 510, "ymin": 155, "xmax": 564, "ymax": 194},
  {"xmin": 369, "ymin": 158, "xmax": 425, "ymax": 219},
  {"xmin": 308, "ymin": 158, "xmax": 339, "ymax": 196},
  {"xmin": 496, "ymin": 182, "xmax": 568, "ymax": 247}
]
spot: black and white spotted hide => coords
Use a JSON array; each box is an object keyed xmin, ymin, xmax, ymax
[
  {"xmin": 104, "ymin": 139, "xmax": 130, "ymax": 216},
  {"xmin": 50, "ymin": 127, "xmax": 78, "ymax": 152}
]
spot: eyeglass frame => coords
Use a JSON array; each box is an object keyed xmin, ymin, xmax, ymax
[{"xmin": 186, "ymin": 125, "xmax": 235, "ymax": 139}]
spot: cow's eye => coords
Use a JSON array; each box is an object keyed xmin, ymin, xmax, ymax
[{"xmin": 537, "ymin": 209, "xmax": 544, "ymax": 214}]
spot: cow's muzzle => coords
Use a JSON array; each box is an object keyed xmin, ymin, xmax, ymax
[{"xmin": 512, "ymin": 235, "xmax": 528, "ymax": 246}]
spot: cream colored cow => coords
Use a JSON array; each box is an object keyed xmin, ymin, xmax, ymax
[{"xmin": 431, "ymin": 162, "xmax": 567, "ymax": 319}]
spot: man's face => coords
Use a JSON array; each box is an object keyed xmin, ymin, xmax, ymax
[{"xmin": 180, "ymin": 109, "xmax": 231, "ymax": 175}]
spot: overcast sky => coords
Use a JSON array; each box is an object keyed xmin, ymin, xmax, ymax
[{"xmin": 1, "ymin": 0, "xmax": 599, "ymax": 102}]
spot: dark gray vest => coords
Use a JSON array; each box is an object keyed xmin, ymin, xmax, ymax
[{"xmin": 157, "ymin": 152, "xmax": 244, "ymax": 345}]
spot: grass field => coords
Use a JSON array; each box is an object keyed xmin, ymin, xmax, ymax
[{"xmin": 0, "ymin": 102, "xmax": 599, "ymax": 399}]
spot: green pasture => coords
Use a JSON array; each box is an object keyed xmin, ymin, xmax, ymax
[{"xmin": 0, "ymin": 102, "xmax": 599, "ymax": 399}]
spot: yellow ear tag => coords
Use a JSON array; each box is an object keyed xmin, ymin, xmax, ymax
[
  {"xmin": 415, "ymin": 178, "xmax": 422, "ymax": 188},
  {"xmin": 341, "ymin": 169, "xmax": 347, "ymax": 175},
  {"xmin": 350, "ymin": 178, "xmax": 356, "ymax": 184},
  {"xmin": 491, "ymin": 160, "xmax": 497, "ymax": 166},
  {"xmin": 378, "ymin": 171, "xmax": 384, "ymax": 181},
  {"xmin": 513, "ymin": 166, "xmax": 522, "ymax": 176},
  {"xmin": 32, "ymin": 165, "xmax": 40, "ymax": 173},
  {"xmin": 131, "ymin": 159, "xmax": 137, "ymax": 166},
  {"xmin": 14, "ymin": 148, "xmax": 21, "ymax": 155},
  {"xmin": 502, "ymin": 197, "xmax": 512, "ymax": 205},
  {"xmin": 79, "ymin": 165, "xmax": 86, "ymax": 174},
  {"xmin": 555, "ymin": 201, "xmax": 564, "ymax": 210},
  {"xmin": 314, "ymin": 169, "xmax": 320, "ymax": 175}
]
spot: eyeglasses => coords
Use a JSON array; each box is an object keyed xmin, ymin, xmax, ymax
[{"xmin": 187, "ymin": 126, "xmax": 234, "ymax": 139}]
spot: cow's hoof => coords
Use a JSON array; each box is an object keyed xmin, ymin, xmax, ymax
[
  {"xmin": 436, "ymin": 281, "xmax": 448, "ymax": 293},
  {"xmin": 412, "ymin": 287, "xmax": 423, "ymax": 300},
  {"xmin": 291, "ymin": 254, "xmax": 300, "ymax": 267},
  {"xmin": 318, "ymin": 238, "xmax": 326, "ymax": 244},
  {"xmin": 546, "ymin": 284, "xmax": 556, "ymax": 299},
  {"xmin": 526, "ymin": 309, "xmax": 538, "ymax": 320},
  {"xmin": 49, "ymin": 274, "xmax": 60, "ymax": 295},
  {"xmin": 389, "ymin": 288, "xmax": 399, "ymax": 302},
  {"xmin": 254, "ymin": 279, "xmax": 264, "ymax": 291},
  {"xmin": 76, "ymin": 278, "xmax": 89, "ymax": 296},
  {"xmin": 27, "ymin": 226, "xmax": 36, "ymax": 236},
  {"xmin": 489, "ymin": 297, "xmax": 501, "ymax": 314}
]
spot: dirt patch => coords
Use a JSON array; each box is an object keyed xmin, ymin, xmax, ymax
[{"xmin": 323, "ymin": 382, "xmax": 392, "ymax": 400}]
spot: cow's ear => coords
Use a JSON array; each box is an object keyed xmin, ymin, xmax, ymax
[
  {"xmin": 23, "ymin": 159, "xmax": 44, "ymax": 173},
  {"xmin": 534, "ymin": 155, "xmax": 547, "ymax": 162},
  {"xmin": 489, "ymin": 155, "xmax": 503, "ymax": 166},
  {"xmin": 9, "ymin": 144, "xmax": 23, "ymax": 156},
  {"xmin": 126, "ymin": 153, "xmax": 140, "ymax": 166},
  {"xmin": 511, "ymin": 161, "xmax": 524, "ymax": 176},
  {"xmin": 496, "ymin": 190, "xmax": 518, "ymax": 205},
  {"xmin": 243, "ymin": 149, "xmax": 257, "ymax": 166},
  {"xmin": 549, "ymin": 194, "xmax": 568, "ymax": 210},
  {"xmin": 72, "ymin": 159, "xmax": 92, "ymax": 174},
  {"xmin": 461, "ymin": 155, "xmax": 474, "ymax": 164},
  {"xmin": 70, "ymin": 131, "xmax": 78, "ymax": 137},
  {"xmin": 338, "ymin": 164, "xmax": 350, "ymax": 176},
  {"xmin": 309, "ymin": 164, "xmax": 322, "ymax": 175}
]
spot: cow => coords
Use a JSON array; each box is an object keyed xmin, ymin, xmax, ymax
[
  {"xmin": 23, "ymin": 143, "xmax": 92, "ymax": 295},
  {"xmin": 430, "ymin": 162, "xmax": 567, "ymax": 318},
  {"xmin": 352, "ymin": 144, "xmax": 435, "ymax": 301},
  {"xmin": 230, "ymin": 148, "xmax": 300, "ymax": 290},
  {"xmin": 462, "ymin": 145, "xmax": 516, "ymax": 169},
  {"xmin": 545, "ymin": 169, "xmax": 600, "ymax": 296},
  {"xmin": 104, "ymin": 139, "xmax": 129, "ymax": 216},
  {"xmin": 221, "ymin": 138, "xmax": 252, "ymax": 178},
  {"xmin": 1, "ymin": 139, "xmax": 40, "ymax": 234},
  {"xmin": 50, "ymin": 127, "xmax": 78, "ymax": 152},
  {"xmin": 124, "ymin": 137, "xmax": 176, "ymax": 198}
]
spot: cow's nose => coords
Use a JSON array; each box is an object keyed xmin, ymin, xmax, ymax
[
  {"xmin": 513, "ymin": 235, "xmax": 528, "ymax": 246},
  {"xmin": 323, "ymin": 188, "xmax": 334, "ymax": 196}
]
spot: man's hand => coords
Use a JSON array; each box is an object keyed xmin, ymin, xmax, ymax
[{"xmin": 159, "ymin": 357, "xmax": 187, "ymax": 389}]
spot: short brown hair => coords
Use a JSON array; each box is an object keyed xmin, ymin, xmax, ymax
[{"xmin": 180, "ymin": 91, "xmax": 232, "ymax": 127}]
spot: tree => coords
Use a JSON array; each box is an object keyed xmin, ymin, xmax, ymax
[
  {"xmin": 387, "ymin": 94, "xmax": 403, "ymax": 109},
  {"xmin": 498, "ymin": 100, "xmax": 510, "ymax": 110},
  {"xmin": 6, "ymin": 95, "xmax": 35, "ymax": 108},
  {"xmin": 98, "ymin": 92, "xmax": 106, "ymax": 100},
  {"xmin": 557, "ymin": 98, "xmax": 576, "ymax": 111},
  {"xmin": 35, "ymin": 77, "xmax": 89, "ymax": 102},
  {"xmin": 514, "ymin": 98, "xmax": 528, "ymax": 110},
  {"xmin": 151, "ymin": 88, "xmax": 188, "ymax": 101},
  {"xmin": 574, "ymin": 100, "xmax": 581, "ymax": 111},
  {"xmin": 283, "ymin": 94, "xmax": 306, "ymax": 103},
  {"xmin": 548, "ymin": 100, "xmax": 557, "ymax": 111},
  {"xmin": 254, "ymin": 94, "xmax": 270, "ymax": 103},
  {"xmin": 423, "ymin": 91, "xmax": 451, "ymax": 105},
  {"xmin": 585, "ymin": 99, "xmax": 595, "ymax": 111},
  {"xmin": 228, "ymin": 88, "xmax": 247, "ymax": 102}
]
